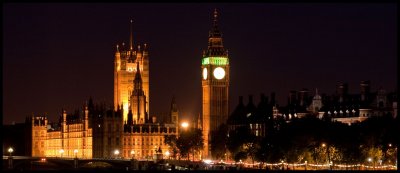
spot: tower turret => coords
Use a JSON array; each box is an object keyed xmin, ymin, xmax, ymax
[
  {"xmin": 170, "ymin": 96, "xmax": 179, "ymax": 124},
  {"xmin": 114, "ymin": 20, "xmax": 150, "ymax": 123},
  {"xmin": 360, "ymin": 80, "xmax": 370, "ymax": 102},
  {"xmin": 84, "ymin": 103, "xmax": 89, "ymax": 130},
  {"xmin": 336, "ymin": 81, "xmax": 348, "ymax": 103},
  {"xmin": 130, "ymin": 62, "xmax": 147, "ymax": 124},
  {"xmin": 141, "ymin": 43, "xmax": 150, "ymax": 116}
]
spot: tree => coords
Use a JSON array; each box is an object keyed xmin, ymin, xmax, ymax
[
  {"xmin": 243, "ymin": 137, "xmax": 260, "ymax": 164},
  {"xmin": 176, "ymin": 134, "xmax": 190, "ymax": 160},
  {"xmin": 176, "ymin": 128, "xmax": 204, "ymax": 161},
  {"xmin": 384, "ymin": 146, "xmax": 397, "ymax": 165},
  {"xmin": 190, "ymin": 128, "xmax": 204, "ymax": 161},
  {"xmin": 234, "ymin": 151, "xmax": 247, "ymax": 162},
  {"xmin": 226, "ymin": 125, "xmax": 258, "ymax": 162},
  {"xmin": 211, "ymin": 124, "xmax": 229, "ymax": 160},
  {"xmin": 164, "ymin": 135, "xmax": 178, "ymax": 159},
  {"xmin": 361, "ymin": 146, "xmax": 383, "ymax": 165}
]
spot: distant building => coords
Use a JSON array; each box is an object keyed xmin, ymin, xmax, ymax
[
  {"xmin": 308, "ymin": 88, "xmax": 323, "ymax": 114},
  {"xmin": 227, "ymin": 93, "xmax": 276, "ymax": 138},
  {"xmin": 90, "ymin": 104, "xmax": 123, "ymax": 159},
  {"xmin": 25, "ymin": 21, "xmax": 178, "ymax": 159},
  {"xmin": 28, "ymin": 107, "xmax": 92, "ymax": 158},
  {"xmin": 227, "ymin": 80, "xmax": 397, "ymax": 134},
  {"xmin": 121, "ymin": 96, "xmax": 178, "ymax": 160},
  {"xmin": 318, "ymin": 81, "xmax": 397, "ymax": 125},
  {"xmin": 271, "ymin": 80, "xmax": 398, "ymax": 125}
]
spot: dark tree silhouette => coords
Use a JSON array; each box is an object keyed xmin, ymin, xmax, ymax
[
  {"xmin": 211, "ymin": 123, "xmax": 229, "ymax": 160},
  {"xmin": 176, "ymin": 128, "xmax": 204, "ymax": 161}
]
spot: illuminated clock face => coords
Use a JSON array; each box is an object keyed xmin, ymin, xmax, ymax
[
  {"xmin": 203, "ymin": 68, "xmax": 208, "ymax": 80},
  {"xmin": 213, "ymin": 67, "xmax": 225, "ymax": 79}
]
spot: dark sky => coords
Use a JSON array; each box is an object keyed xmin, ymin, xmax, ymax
[{"xmin": 3, "ymin": 3, "xmax": 397, "ymax": 125}]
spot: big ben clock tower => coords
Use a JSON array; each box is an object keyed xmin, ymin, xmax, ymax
[{"xmin": 202, "ymin": 9, "xmax": 229, "ymax": 159}]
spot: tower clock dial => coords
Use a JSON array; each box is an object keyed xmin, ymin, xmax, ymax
[
  {"xmin": 213, "ymin": 67, "xmax": 225, "ymax": 79},
  {"xmin": 203, "ymin": 68, "xmax": 208, "ymax": 80}
]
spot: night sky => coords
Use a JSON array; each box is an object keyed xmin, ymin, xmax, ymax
[{"xmin": 3, "ymin": 3, "xmax": 397, "ymax": 125}]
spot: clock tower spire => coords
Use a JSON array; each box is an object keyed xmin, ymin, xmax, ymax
[
  {"xmin": 129, "ymin": 19, "xmax": 134, "ymax": 51},
  {"xmin": 201, "ymin": 8, "xmax": 230, "ymax": 159}
]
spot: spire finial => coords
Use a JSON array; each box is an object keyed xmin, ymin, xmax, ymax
[
  {"xmin": 134, "ymin": 60, "xmax": 142, "ymax": 87},
  {"xmin": 209, "ymin": 8, "xmax": 221, "ymax": 38},
  {"xmin": 130, "ymin": 19, "xmax": 133, "ymax": 50},
  {"xmin": 116, "ymin": 44, "xmax": 119, "ymax": 52},
  {"xmin": 136, "ymin": 61, "xmax": 140, "ymax": 75},
  {"xmin": 214, "ymin": 8, "xmax": 218, "ymax": 22},
  {"xmin": 316, "ymin": 88, "xmax": 319, "ymax": 95},
  {"xmin": 213, "ymin": 8, "xmax": 218, "ymax": 28}
]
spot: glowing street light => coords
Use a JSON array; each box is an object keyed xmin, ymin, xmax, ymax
[
  {"xmin": 305, "ymin": 161, "xmax": 308, "ymax": 171},
  {"xmin": 8, "ymin": 147, "xmax": 14, "ymax": 157},
  {"xmin": 114, "ymin": 149, "xmax": 120, "ymax": 159},
  {"xmin": 181, "ymin": 122, "xmax": 189, "ymax": 129},
  {"xmin": 165, "ymin": 151, "xmax": 170, "ymax": 160},
  {"xmin": 367, "ymin": 157, "xmax": 374, "ymax": 170},
  {"xmin": 224, "ymin": 153, "xmax": 227, "ymax": 162},
  {"xmin": 74, "ymin": 149, "xmax": 78, "ymax": 158},
  {"xmin": 59, "ymin": 149, "xmax": 64, "ymax": 158}
]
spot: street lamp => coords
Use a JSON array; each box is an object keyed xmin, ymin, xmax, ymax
[
  {"xmin": 321, "ymin": 143, "xmax": 331, "ymax": 170},
  {"xmin": 74, "ymin": 149, "xmax": 78, "ymax": 158},
  {"xmin": 8, "ymin": 147, "xmax": 14, "ymax": 157},
  {"xmin": 59, "ymin": 149, "xmax": 64, "ymax": 158},
  {"xmin": 114, "ymin": 149, "xmax": 120, "ymax": 159},
  {"xmin": 7, "ymin": 147, "xmax": 14, "ymax": 169},
  {"xmin": 165, "ymin": 151, "xmax": 170, "ymax": 160},
  {"xmin": 368, "ymin": 157, "xmax": 373, "ymax": 170},
  {"xmin": 305, "ymin": 161, "xmax": 307, "ymax": 170},
  {"xmin": 224, "ymin": 153, "xmax": 227, "ymax": 162},
  {"xmin": 181, "ymin": 122, "xmax": 189, "ymax": 129}
]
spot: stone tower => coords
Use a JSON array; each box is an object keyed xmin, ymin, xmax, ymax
[
  {"xmin": 201, "ymin": 9, "xmax": 230, "ymax": 159},
  {"xmin": 114, "ymin": 20, "xmax": 149, "ymax": 122}
]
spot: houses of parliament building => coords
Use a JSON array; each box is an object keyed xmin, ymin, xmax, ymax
[
  {"xmin": 5, "ymin": 10, "xmax": 229, "ymax": 160},
  {"xmin": 21, "ymin": 20, "xmax": 179, "ymax": 159}
]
